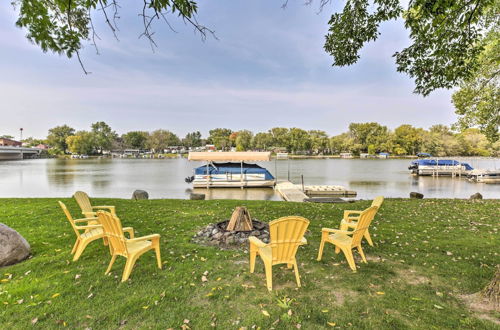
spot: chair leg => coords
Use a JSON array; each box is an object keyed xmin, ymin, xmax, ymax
[
  {"xmin": 317, "ymin": 239, "xmax": 326, "ymax": 261},
  {"xmin": 342, "ymin": 248, "xmax": 357, "ymax": 271},
  {"xmin": 287, "ymin": 264, "xmax": 293, "ymax": 269},
  {"xmin": 121, "ymin": 255, "xmax": 139, "ymax": 282},
  {"xmin": 103, "ymin": 236, "xmax": 109, "ymax": 246},
  {"xmin": 263, "ymin": 260, "xmax": 273, "ymax": 291},
  {"xmin": 73, "ymin": 239, "xmax": 91, "ymax": 261},
  {"xmin": 364, "ymin": 230, "xmax": 374, "ymax": 246},
  {"xmin": 71, "ymin": 239, "xmax": 80, "ymax": 254},
  {"xmin": 155, "ymin": 245, "xmax": 162, "ymax": 269},
  {"xmin": 105, "ymin": 254, "xmax": 117, "ymax": 274},
  {"xmin": 357, "ymin": 245, "xmax": 367, "ymax": 263},
  {"xmin": 293, "ymin": 260, "xmax": 301, "ymax": 288},
  {"xmin": 249, "ymin": 249, "xmax": 257, "ymax": 273}
]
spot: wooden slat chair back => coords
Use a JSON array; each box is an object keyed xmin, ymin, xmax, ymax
[
  {"xmin": 249, "ymin": 216, "xmax": 310, "ymax": 291},
  {"xmin": 317, "ymin": 206, "xmax": 378, "ymax": 271},
  {"xmin": 74, "ymin": 191, "xmax": 93, "ymax": 215},
  {"xmin": 341, "ymin": 196, "xmax": 384, "ymax": 246},
  {"xmin": 97, "ymin": 211, "xmax": 162, "ymax": 282},
  {"xmin": 350, "ymin": 206, "xmax": 378, "ymax": 247},
  {"xmin": 58, "ymin": 201, "xmax": 103, "ymax": 261},
  {"xmin": 269, "ymin": 216, "xmax": 309, "ymax": 264},
  {"xmin": 98, "ymin": 210, "xmax": 128, "ymax": 257}
]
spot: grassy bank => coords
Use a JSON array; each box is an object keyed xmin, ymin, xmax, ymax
[{"xmin": 0, "ymin": 198, "xmax": 498, "ymax": 329}]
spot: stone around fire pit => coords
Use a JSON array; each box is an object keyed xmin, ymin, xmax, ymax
[{"xmin": 193, "ymin": 219, "xmax": 269, "ymax": 249}]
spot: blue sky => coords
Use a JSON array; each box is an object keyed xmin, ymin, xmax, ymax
[{"xmin": 0, "ymin": 1, "xmax": 457, "ymax": 139}]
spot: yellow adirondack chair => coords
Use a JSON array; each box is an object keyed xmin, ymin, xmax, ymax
[
  {"xmin": 96, "ymin": 211, "xmax": 162, "ymax": 282},
  {"xmin": 59, "ymin": 202, "xmax": 135, "ymax": 261},
  {"xmin": 317, "ymin": 206, "xmax": 378, "ymax": 271},
  {"xmin": 58, "ymin": 201, "xmax": 104, "ymax": 261},
  {"xmin": 340, "ymin": 196, "xmax": 384, "ymax": 246},
  {"xmin": 74, "ymin": 191, "xmax": 116, "ymax": 218},
  {"xmin": 249, "ymin": 216, "xmax": 310, "ymax": 291}
]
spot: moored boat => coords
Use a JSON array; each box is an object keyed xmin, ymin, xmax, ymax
[
  {"xmin": 467, "ymin": 169, "xmax": 500, "ymax": 183},
  {"xmin": 186, "ymin": 152, "xmax": 276, "ymax": 188},
  {"xmin": 409, "ymin": 159, "xmax": 473, "ymax": 176}
]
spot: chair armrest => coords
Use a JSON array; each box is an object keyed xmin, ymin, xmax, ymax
[
  {"xmin": 92, "ymin": 206, "xmax": 116, "ymax": 214},
  {"xmin": 321, "ymin": 228, "xmax": 353, "ymax": 235},
  {"xmin": 122, "ymin": 227, "xmax": 135, "ymax": 239},
  {"xmin": 343, "ymin": 210, "xmax": 362, "ymax": 222},
  {"xmin": 76, "ymin": 224, "xmax": 102, "ymax": 230},
  {"xmin": 249, "ymin": 236, "xmax": 267, "ymax": 248},
  {"xmin": 127, "ymin": 234, "xmax": 160, "ymax": 243},
  {"xmin": 74, "ymin": 217, "xmax": 98, "ymax": 223},
  {"xmin": 83, "ymin": 211, "xmax": 97, "ymax": 218},
  {"xmin": 300, "ymin": 237, "xmax": 307, "ymax": 245}
]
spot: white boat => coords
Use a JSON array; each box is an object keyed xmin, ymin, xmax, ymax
[
  {"xmin": 408, "ymin": 159, "xmax": 473, "ymax": 176},
  {"xmin": 468, "ymin": 169, "xmax": 500, "ymax": 183},
  {"xmin": 186, "ymin": 152, "xmax": 276, "ymax": 188}
]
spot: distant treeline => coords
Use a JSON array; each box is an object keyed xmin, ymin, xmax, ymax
[{"xmin": 11, "ymin": 122, "xmax": 500, "ymax": 157}]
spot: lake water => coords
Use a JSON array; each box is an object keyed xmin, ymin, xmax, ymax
[{"xmin": 0, "ymin": 158, "xmax": 499, "ymax": 200}]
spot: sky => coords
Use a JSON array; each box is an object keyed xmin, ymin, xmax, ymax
[{"xmin": 0, "ymin": 1, "xmax": 458, "ymax": 140}]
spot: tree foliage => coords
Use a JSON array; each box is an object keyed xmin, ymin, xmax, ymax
[
  {"xmin": 147, "ymin": 129, "xmax": 180, "ymax": 152},
  {"xmin": 324, "ymin": 0, "xmax": 498, "ymax": 95},
  {"xmin": 91, "ymin": 121, "xmax": 117, "ymax": 153},
  {"xmin": 47, "ymin": 125, "xmax": 75, "ymax": 153},
  {"xmin": 66, "ymin": 131, "xmax": 95, "ymax": 154},
  {"xmin": 122, "ymin": 131, "xmax": 150, "ymax": 149},
  {"xmin": 452, "ymin": 28, "xmax": 499, "ymax": 142}
]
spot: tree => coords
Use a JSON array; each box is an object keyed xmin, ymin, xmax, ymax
[
  {"xmin": 21, "ymin": 137, "xmax": 46, "ymax": 147},
  {"xmin": 0, "ymin": 135, "xmax": 15, "ymax": 139},
  {"xmin": 457, "ymin": 128, "xmax": 491, "ymax": 156},
  {"xmin": 122, "ymin": 131, "xmax": 149, "ymax": 149},
  {"xmin": 309, "ymin": 130, "xmax": 330, "ymax": 154},
  {"xmin": 147, "ymin": 129, "xmax": 180, "ymax": 152},
  {"xmin": 47, "ymin": 125, "xmax": 75, "ymax": 153},
  {"xmin": 348, "ymin": 122, "xmax": 389, "ymax": 153},
  {"xmin": 324, "ymin": 0, "xmax": 498, "ymax": 95},
  {"xmin": 288, "ymin": 128, "xmax": 311, "ymax": 154},
  {"xmin": 66, "ymin": 131, "xmax": 94, "ymax": 155},
  {"xmin": 269, "ymin": 127, "xmax": 290, "ymax": 148},
  {"xmin": 452, "ymin": 29, "xmax": 499, "ymax": 142},
  {"xmin": 91, "ymin": 121, "xmax": 117, "ymax": 153},
  {"xmin": 329, "ymin": 133, "xmax": 355, "ymax": 154},
  {"xmin": 208, "ymin": 128, "xmax": 232, "ymax": 150},
  {"xmin": 182, "ymin": 131, "xmax": 202, "ymax": 148},
  {"xmin": 393, "ymin": 125, "xmax": 424, "ymax": 155},
  {"xmin": 235, "ymin": 130, "xmax": 253, "ymax": 151},
  {"xmin": 253, "ymin": 132, "xmax": 273, "ymax": 151}
]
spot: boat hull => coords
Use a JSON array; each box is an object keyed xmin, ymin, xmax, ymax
[{"xmin": 192, "ymin": 179, "xmax": 276, "ymax": 188}]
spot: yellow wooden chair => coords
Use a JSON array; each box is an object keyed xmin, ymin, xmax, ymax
[
  {"xmin": 59, "ymin": 202, "xmax": 135, "ymax": 261},
  {"xmin": 317, "ymin": 206, "xmax": 378, "ymax": 271},
  {"xmin": 97, "ymin": 211, "xmax": 162, "ymax": 282},
  {"xmin": 74, "ymin": 191, "xmax": 116, "ymax": 218},
  {"xmin": 340, "ymin": 196, "xmax": 384, "ymax": 246},
  {"xmin": 249, "ymin": 216, "xmax": 310, "ymax": 291}
]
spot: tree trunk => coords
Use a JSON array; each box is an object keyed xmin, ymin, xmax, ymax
[{"xmin": 481, "ymin": 264, "xmax": 500, "ymax": 307}]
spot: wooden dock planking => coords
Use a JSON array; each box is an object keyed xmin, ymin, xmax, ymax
[
  {"xmin": 275, "ymin": 181, "xmax": 309, "ymax": 202},
  {"xmin": 275, "ymin": 181, "xmax": 357, "ymax": 202}
]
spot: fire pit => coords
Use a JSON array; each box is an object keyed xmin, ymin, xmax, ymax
[{"xmin": 193, "ymin": 207, "xmax": 270, "ymax": 248}]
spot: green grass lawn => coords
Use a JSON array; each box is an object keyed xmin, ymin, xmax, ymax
[{"xmin": 0, "ymin": 198, "xmax": 499, "ymax": 329}]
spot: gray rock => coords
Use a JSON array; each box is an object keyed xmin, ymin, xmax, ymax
[
  {"xmin": 213, "ymin": 232, "xmax": 222, "ymax": 240},
  {"xmin": 470, "ymin": 192, "xmax": 483, "ymax": 200},
  {"xmin": 0, "ymin": 224, "xmax": 30, "ymax": 267},
  {"xmin": 226, "ymin": 237, "xmax": 236, "ymax": 245},
  {"xmin": 190, "ymin": 193, "xmax": 205, "ymax": 200},
  {"xmin": 410, "ymin": 192, "xmax": 424, "ymax": 199},
  {"xmin": 251, "ymin": 230, "xmax": 261, "ymax": 236},
  {"xmin": 211, "ymin": 228, "xmax": 219, "ymax": 235},
  {"xmin": 132, "ymin": 190, "xmax": 149, "ymax": 200}
]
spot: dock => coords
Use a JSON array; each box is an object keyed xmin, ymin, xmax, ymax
[{"xmin": 275, "ymin": 181, "xmax": 356, "ymax": 202}]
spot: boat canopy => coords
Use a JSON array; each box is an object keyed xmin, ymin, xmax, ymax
[
  {"xmin": 188, "ymin": 151, "xmax": 271, "ymax": 162},
  {"xmin": 194, "ymin": 162, "xmax": 275, "ymax": 180},
  {"xmin": 411, "ymin": 159, "xmax": 473, "ymax": 170}
]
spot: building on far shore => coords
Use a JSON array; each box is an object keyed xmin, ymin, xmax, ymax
[{"xmin": 0, "ymin": 138, "xmax": 22, "ymax": 147}]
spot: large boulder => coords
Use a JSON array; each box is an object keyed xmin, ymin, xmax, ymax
[
  {"xmin": 132, "ymin": 190, "xmax": 149, "ymax": 200},
  {"xmin": 410, "ymin": 192, "xmax": 424, "ymax": 199},
  {"xmin": 470, "ymin": 192, "xmax": 483, "ymax": 200},
  {"xmin": 0, "ymin": 224, "xmax": 30, "ymax": 267}
]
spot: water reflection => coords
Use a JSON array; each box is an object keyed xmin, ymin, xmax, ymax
[{"xmin": 0, "ymin": 158, "xmax": 498, "ymax": 199}]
